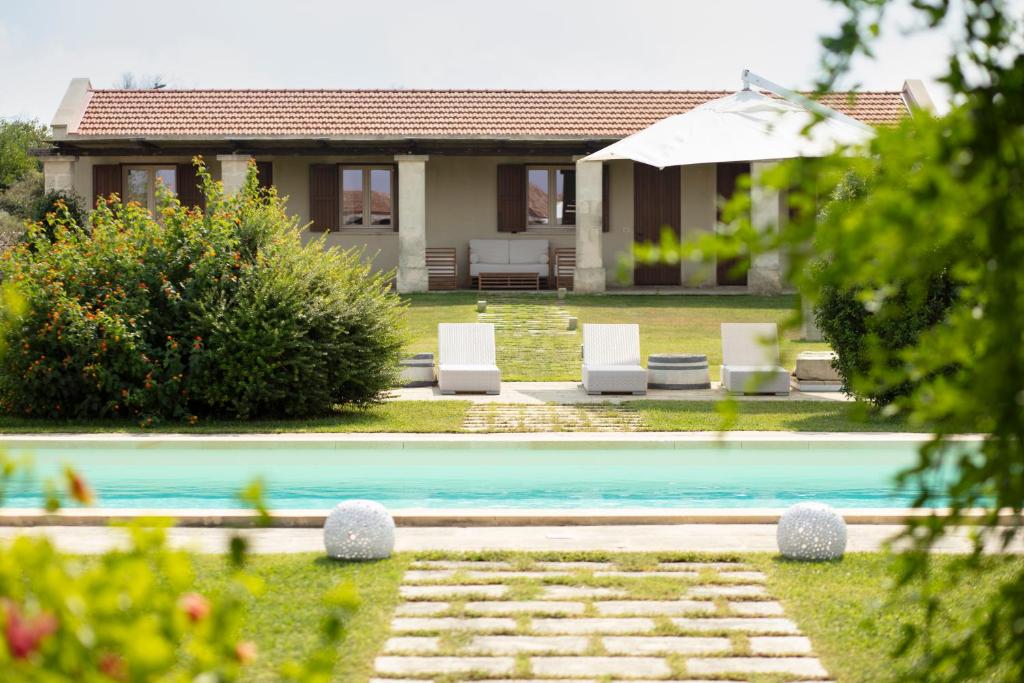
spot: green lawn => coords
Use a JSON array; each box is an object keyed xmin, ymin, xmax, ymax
[
  {"xmin": 0, "ymin": 401, "xmax": 918, "ymax": 433},
  {"xmin": 403, "ymin": 292, "xmax": 828, "ymax": 381},
  {"xmin": 0, "ymin": 401, "xmax": 469, "ymax": 434},
  {"xmin": 189, "ymin": 550, "xmax": 1024, "ymax": 683},
  {"xmin": 193, "ymin": 553, "xmax": 409, "ymax": 683}
]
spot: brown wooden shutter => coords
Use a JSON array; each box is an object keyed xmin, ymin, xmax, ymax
[
  {"xmin": 496, "ymin": 164, "xmax": 525, "ymax": 233},
  {"xmin": 255, "ymin": 161, "xmax": 273, "ymax": 190},
  {"xmin": 176, "ymin": 163, "xmax": 205, "ymax": 210},
  {"xmin": 308, "ymin": 164, "xmax": 339, "ymax": 232},
  {"xmin": 602, "ymin": 164, "xmax": 611, "ymax": 232},
  {"xmin": 92, "ymin": 164, "xmax": 122, "ymax": 208},
  {"xmin": 391, "ymin": 164, "xmax": 400, "ymax": 232}
]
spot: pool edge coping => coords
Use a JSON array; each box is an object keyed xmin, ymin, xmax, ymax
[{"xmin": 0, "ymin": 507, "xmax": 1015, "ymax": 528}]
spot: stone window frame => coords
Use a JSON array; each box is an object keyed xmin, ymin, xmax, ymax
[{"xmin": 122, "ymin": 164, "xmax": 177, "ymax": 213}]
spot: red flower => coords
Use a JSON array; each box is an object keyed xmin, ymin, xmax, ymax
[
  {"xmin": 179, "ymin": 593, "xmax": 211, "ymax": 622},
  {"xmin": 234, "ymin": 640, "xmax": 258, "ymax": 664},
  {"xmin": 66, "ymin": 468, "xmax": 95, "ymax": 505},
  {"xmin": 98, "ymin": 651, "xmax": 127, "ymax": 680},
  {"xmin": 3, "ymin": 601, "xmax": 59, "ymax": 660}
]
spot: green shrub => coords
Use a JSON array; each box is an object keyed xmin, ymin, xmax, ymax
[
  {"xmin": 814, "ymin": 276, "xmax": 959, "ymax": 406},
  {"xmin": 0, "ymin": 160, "xmax": 405, "ymax": 421},
  {"xmin": 29, "ymin": 189, "xmax": 88, "ymax": 242}
]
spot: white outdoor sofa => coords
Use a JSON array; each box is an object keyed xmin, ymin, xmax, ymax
[
  {"xmin": 720, "ymin": 323, "xmax": 791, "ymax": 395},
  {"xmin": 437, "ymin": 323, "xmax": 501, "ymax": 395},
  {"xmin": 469, "ymin": 239, "xmax": 549, "ymax": 283},
  {"xmin": 581, "ymin": 323, "xmax": 648, "ymax": 395}
]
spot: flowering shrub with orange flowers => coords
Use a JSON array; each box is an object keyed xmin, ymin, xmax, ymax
[
  {"xmin": 0, "ymin": 159, "xmax": 404, "ymax": 421},
  {"xmin": 0, "ymin": 458, "xmax": 359, "ymax": 681}
]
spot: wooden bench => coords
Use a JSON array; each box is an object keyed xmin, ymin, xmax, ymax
[
  {"xmin": 425, "ymin": 248, "xmax": 457, "ymax": 290},
  {"xmin": 552, "ymin": 247, "xmax": 576, "ymax": 290},
  {"xmin": 477, "ymin": 272, "xmax": 540, "ymax": 291}
]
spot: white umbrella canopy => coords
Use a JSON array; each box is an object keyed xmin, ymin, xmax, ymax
[{"xmin": 583, "ymin": 89, "xmax": 874, "ymax": 169}]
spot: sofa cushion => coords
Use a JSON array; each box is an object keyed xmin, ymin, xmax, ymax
[
  {"xmin": 539, "ymin": 253, "xmax": 549, "ymax": 265},
  {"xmin": 469, "ymin": 239, "xmax": 509, "ymax": 265},
  {"xmin": 469, "ymin": 253, "xmax": 480, "ymax": 264},
  {"xmin": 509, "ymin": 239, "xmax": 549, "ymax": 264}
]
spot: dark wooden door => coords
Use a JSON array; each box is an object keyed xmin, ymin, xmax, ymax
[
  {"xmin": 633, "ymin": 163, "xmax": 681, "ymax": 286},
  {"xmin": 715, "ymin": 162, "xmax": 751, "ymax": 286}
]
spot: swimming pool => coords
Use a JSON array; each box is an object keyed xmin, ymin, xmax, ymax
[{"xmin": 0, "ymin": 435, "xmax": 961, "ymax": 510}]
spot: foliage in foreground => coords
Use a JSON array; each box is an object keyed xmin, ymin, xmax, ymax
[
  {"xmin": 0, "ymin": 459, "xmax": 359, "ymax": 681},
  {"xmin": 635, "ymin": 1, "xmax": 1024, "ymax": 679},
  {"xmin": 0, "ymin": 160, "xmax": 406, "ymax": 421}
]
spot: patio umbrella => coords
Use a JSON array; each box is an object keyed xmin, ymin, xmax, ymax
[{"xmin": 583, "ymin": 88, "xmax": 874, "ymax": 169}]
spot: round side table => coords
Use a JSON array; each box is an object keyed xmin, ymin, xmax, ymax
[{"xmin": 647, "ymin": 354, "xmax": 711, "ymax": 390}]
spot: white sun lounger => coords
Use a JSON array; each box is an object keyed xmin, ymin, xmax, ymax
[
  {"xmin": 720, "ymin": 322, "xmax": 791, "ymax": 395},
  {"xmin": 437, "ymin": 323, "xmax": 501, "ymax": 395},
  {"xmin": 582, "ymin": 323, "xmax": 648, "ymax": 395}
]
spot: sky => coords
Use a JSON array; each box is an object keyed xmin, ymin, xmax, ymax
[{"xmin": 0, "ymin": 0, "xmax": 969, "ymax": 123}]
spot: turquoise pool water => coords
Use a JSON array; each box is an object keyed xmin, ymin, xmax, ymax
[{"xmin": 1, "ymin": 440, "xmax": 955, "ymax": 510}]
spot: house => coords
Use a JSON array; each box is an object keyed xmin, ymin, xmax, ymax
[{"xmin": 40, "ymin": 78, "xmax": 930, "ymax": 293}]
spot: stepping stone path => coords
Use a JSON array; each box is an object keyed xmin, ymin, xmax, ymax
[
  {"xmin": 462, "ymin": 404, "xmax": 643, "ymax": 432},
  {"xmin": 477, "ymin": 295, "xmax": 578, "ymax": 380},
  {"xmin": 374, "ymin": 559, "xmax": 834, "ymax": 682}
]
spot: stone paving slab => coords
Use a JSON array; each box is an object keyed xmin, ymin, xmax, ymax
[
  {"xmin": 594, "ymin": 600, "xmax": 717, "ymax": 616},
  {"xmin": 729, "ymin": 601, "xmax": 785, "ymax": 616},
  {"xmin": 391, "ymin": 617, "xmax": 517, "ymax": 633},
  {"xmin": 749, "ymin": 635, "xmax": 813, "ymax": 655},
  {"xmin": 601, "ymin": 636, "xmax": 731, "ymax": 655},
  {"xmin": 467, "ymin": 635, "xmax": 591, "ymax": 655},
  {"xmin": 540, "ymin": 585, "xmax": 628, "ymax": 599},
  {"xmin": 688, "ymin": 584, "xmax": 766, "ymax": 598},
  {"xmin": 669, "ymin": 617, "xmax": 800, "ymax": 634},
  {"xmin": 401, "ymin": 584, "xmax": 508, "ymax": 598},
  {"xmin": 375, "ymin": 656, "xmax": 515, "ymax": 676},
  {"xmin": 532, "ymin": 618, "xmax": 657, "ymax": 634},
  {"xmin": 466, "ymin": 601, "xmax": 586, "ymax": 615},
  {"xmin": 395, "ymin": 602, "xmax": 450, "ymax": 616},
  {"xmin": 377, "ymin": 558, "xmax": 830, "ymax": 682},
  {"xmin": 532, "ymin": 656, "xmax": 671, "ymax": 678},
  {"xmin": 686, "ymin": 656, "xmax": 828, "ymax": 677}
]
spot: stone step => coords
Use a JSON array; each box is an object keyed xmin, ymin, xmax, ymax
[
  {"xmin": 410, "ymin": 561, "xmax": 513, "ymax": 570},
  {"xmin": 465, "ymin": 601, "xmax": 586, "ymax": 616},
  {"xmin": 594, "ymin": 601, "xmax": 717, "ymax": 616},
  {"xmin": 532, "ymin": 656, "xmax": 671, "ymax": 678},
  {"xmin": 686, "ymin": 656, "xmax": 828, "ymax": 677},
  {"xmin": 466, "ymin": 635, "xmax": 591, "ymax": 655},
  {"xmin": 391, "ymin": 617, "xmax": 517, "ymax": 633},
  {"xmin": 540, "ymin": 585, "xmax": 629, "ymax": 600},
  {"xmin": 688, "ymin": 585, "xmax": 766, "ymax": 598},
  {"xmin": 375, "ymin": 656, "xmax": 515, "ymax": 676},
  {"xmin": 400, "ymin": 585, "xmax": 507, "ymax": 599},
  {"xmin": 531, "ymin": 618, "xmax": 657, "ymax": 635},
  {"xmin": 749, "ymin": 636, "xmax": 813, "ymax": 655},
  {"xmin": 601, "ymin": 636, "xmax": 731, "ymax": 655},
  {"xmin": 728, "ymin": 601, "xmax": 785, "ymax": 617},
  {"xmin": 395, "ymin": 602, "xmax": 450, "ymax": 616},
  {"xmin": 670, "ymin": 617, "xmax": 800, "ymax": 634}
]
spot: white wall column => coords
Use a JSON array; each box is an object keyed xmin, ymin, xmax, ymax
[
  {"xmin": 395, "ymin": 154, "xmax": 429, "ymax": 293},
  {"xmin": 573, "ymin": 158, "xmax": 605, "ymax": 292},
  {"xmin": 216, "ymin": 154, "xmax": 251, "ymax": 195},
  {"xmin": 43, "ymin": 155, "xmax": 77, "ymax": 194},
  {"xmin": 748, "ymin": 161, "xmax": 784, "ymax": 295}
]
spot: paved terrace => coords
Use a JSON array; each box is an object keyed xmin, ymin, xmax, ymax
[{"xmin": 390, "ymin": 382, "xmax": 850, "ymax": 404}]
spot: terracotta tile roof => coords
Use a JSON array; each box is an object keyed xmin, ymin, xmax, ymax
[{"xmin": 71, "ymin": 89, "xmax": 908, "ymax": 138}]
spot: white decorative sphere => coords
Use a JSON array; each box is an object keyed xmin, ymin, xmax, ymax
[
  {"xmin": 777, "ymin": 502, "xmax": 847, "ymax": 561},
  {"xmin": 323, "ymin": 500, "xmax": 395, "ymax": 560}
]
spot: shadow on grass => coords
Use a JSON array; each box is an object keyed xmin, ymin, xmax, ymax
[{"xmin": 633, "ymin": 400, "xmax": 919, "ymax": 432}]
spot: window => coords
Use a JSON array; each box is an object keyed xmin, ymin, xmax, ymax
[
  {"xmin": 123, "ymin": 166, "xmax": 177, "ymax": 212},
  {"xmin": 527, "ymin": 166, "xmax": 575, "ymax": 228},
  {"xmin": 341, "ymin": 166, "xmax": 393, "ymax": 227}
]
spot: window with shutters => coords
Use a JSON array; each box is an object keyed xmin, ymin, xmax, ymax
[
  {"xmin": 340, "ymin": 165, "xmax": 394, "ymax": 228},
  {"xmin": 526, "ymin": 166, "xmax": 575, "ymax": 230},
  {"xmin": 123, "ymin": 165, "xmax": 177, "ymax": 213}
]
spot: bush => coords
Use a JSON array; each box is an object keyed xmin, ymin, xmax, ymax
[
  {"xmin": 29, "ymin": 189, "xmax": 88, "ymax": 242},
  {"xmin": 814, "ymin": 276, "xmax": 959, "ymax": 406},
  {"xmin": 0, "ymin": 160, "xmax": 406, "ymax": 421}
]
